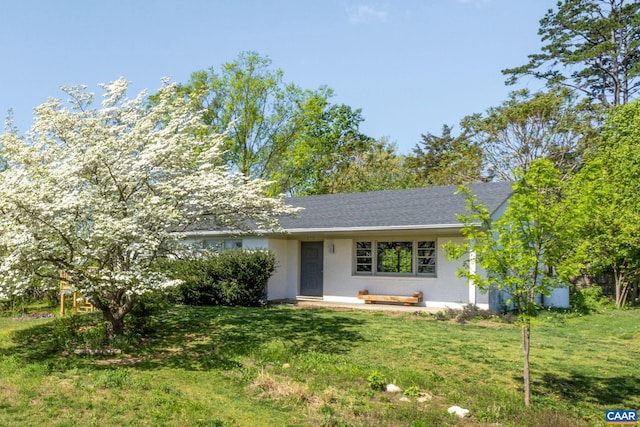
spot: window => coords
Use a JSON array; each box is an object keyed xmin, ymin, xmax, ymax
[
  {"xmin": 356, "ymin": 242, "xmax": 373, "ymax": 272},
  {"xmin": 202, "ymin": 239, "xmax": 243, "ymax": 251},
  {"xmin": 417, "ymin": 241, "xmax": 436, "ymax": 274},
  {"xmin": 355, "ymin": 240, "xmax": 436, "ymax": 276},
  {"xmin": 377, "ymin": 241, "xmax": 412, "ymax": 273}
]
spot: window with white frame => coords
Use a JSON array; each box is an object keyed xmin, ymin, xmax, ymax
[
  {"xmin": 202, "ymin": 239, "xmax": 243, "ymax": 251},
  {"xmin": 354, "ymin": 240, "xmax": 436, "ymax": 276}
]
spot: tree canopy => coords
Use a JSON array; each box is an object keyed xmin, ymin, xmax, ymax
[
  {"xmin": 0, "ymin": 78, "xmax": 298, "ymax": 335},
  {"xmin": 503, "ymin": 0, "xmax": 640, "ymax": 107},
  {"xmin": 445, "ymin": 159, "xmax": 581, "ymax": 406},
  {"xmin": 311, "ymin": 138, "xmax": 416, "ymax": 194},
  {"xmin": 569, "ymin": 99, "xmax": 640, "ymax": 307},
  {"xmin": 462, "ymin": 88, "xmax": 599, "ymax": 180},
  {"xmin": 405, "ymin": 125, "xmax": 485, "ymax": 186},
  {"xmin": 177, "ymin": 51, "xmax": 378, "ymax": 196}
]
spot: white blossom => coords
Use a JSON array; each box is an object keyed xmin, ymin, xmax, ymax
[{"xmin": 0, "ymin": 78, "xmax": 300, "ymax": 333}]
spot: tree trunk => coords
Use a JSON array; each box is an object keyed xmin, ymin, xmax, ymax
[
  {"xmin": 522, "ymin": 321, "xmax": 531, "ymax": 407},
  {"xmin": 614, "ymin": 270, "xmax": 628, "ymax": 308},
  {"xmin": 91, "ymin": 290, "xmax": 136, "ymax": 338},
  {"xmin": 102, "ymin": 309, "xmax": 126, "ymax": 338}
]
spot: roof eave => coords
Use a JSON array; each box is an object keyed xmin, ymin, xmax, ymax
[
  {"xmin": 179, "ymin": 223, "xmax": 473, "ymax": 238},
  {"xmin": 280, "ymin": 223, "xmax": 464, "ymax": 234}
]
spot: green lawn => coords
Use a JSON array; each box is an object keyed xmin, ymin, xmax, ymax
[{"xmin": 0, "ymin": 305, "xmax": 638, "ymax": 426}]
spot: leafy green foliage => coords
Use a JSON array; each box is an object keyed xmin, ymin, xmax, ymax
[
  {"xmin": 178, "ymin": 51, "xmax": 388, "ymax": 196},
  {"xmin": 159, "ymin": 250, "xmax": 275, "ymax": 306},
  {"xmin": 569, "ymin": 99, "xmax": 640, "ymax": 307},
  {"xmin": 305, "ymin": 138, "xmax": 416, "ymax": 194},
  {"xmin": 127, "ymin": 290, "xmax": 172, "ymax": 337},
  {"xmin": 406, "ymin": 124, "xmax": 486, "ymax": 185},
  {"xmin": 376, "ymin": 242, "xmax": 412, "ymax": 273},
  {"xmin": 445, "ymin": 160, "xmax": 582, "ymax": 406},
  {"xmin": 570, "ymin": 286, "xmax": 614, "ymax": 314},
  {"xmin": 366, "ymin": 370, "xmax": 387, "ymax": 391},
  {"xmin": 181, "ymin": 51, "xmax": 306, "ymax": 181},
  {"xmin": 446, "ymin": 161, "xmax": 580, "ymax": 315},
  {"xmin": 403, "ymin": 385, "xmax": 421, "ymax": 397}
]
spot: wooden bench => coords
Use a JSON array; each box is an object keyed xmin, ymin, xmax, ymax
[{"xmin": 357, "ymin": 290, "xmax": 423, "ymax": 306}]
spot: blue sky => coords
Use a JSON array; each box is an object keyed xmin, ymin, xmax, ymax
[{"xmin": 0, "ymin": 0, "xmax": 556, "ymax": 153}]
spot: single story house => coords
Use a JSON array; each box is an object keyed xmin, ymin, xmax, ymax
[{"xmin": 182, "ymin": 182, "xmax": 569, "ymax": 310}]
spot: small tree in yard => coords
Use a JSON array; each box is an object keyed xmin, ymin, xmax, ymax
[
  {"xmin": 0, "ymin": 78, "xmax": 298, "ymax": 337},
  {"xmin": 445, "ymin": 159, "xmax": 580, "ymax": 407}
]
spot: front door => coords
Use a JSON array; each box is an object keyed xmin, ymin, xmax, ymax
[{"xmin": 300, "ymin": 241, "xmax": 323, "ymax": 297}]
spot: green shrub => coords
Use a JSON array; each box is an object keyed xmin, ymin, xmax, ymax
[
  {"xmin": 43, "ymin": 312, "xmax": 107, "ymax": 351},
  {"xmin": 159, "ymin": 250, "xmax": 275, "ymax": 307},
  {"xmin": 430, "ymin": 304, "xmax": 512, "ymax": 323},
  {"xmin": 127, "ymin": 290, "xmax": 171, "ymax": 337},
  {"xmin": 570, "ymin": 285, "xmax": 613, "ymax": 314},
  {"xmin": 367, "ymin": 370, "xmax": 387, "ymax": 391},
  {"xmin": 403, "ymin": 385, "xmax": 421, "ymax": 397}
]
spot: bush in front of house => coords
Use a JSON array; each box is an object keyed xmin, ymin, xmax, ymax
[
  {"xmin": 570, "ymin": 285, "xmax": 614, "ymax": 314},
  {"xmin": 160, "ymin": 250, "xmax": 276, "ymax": 307}
]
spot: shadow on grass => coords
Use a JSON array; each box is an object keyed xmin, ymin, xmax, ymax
[
  {"xmin": 537, "ymin": 371, "xmax": 640, "ymax": 406},
  {"xmin": 5, "ymin": 312, "xmax": 104, "ymax": 359},
  {"xmin": 134, "ymin": 305, "xmax": 366, "ymax": 370},
  {"xmin": 3, "ymin": 305, "xmax": 367, "ymax": 372}
]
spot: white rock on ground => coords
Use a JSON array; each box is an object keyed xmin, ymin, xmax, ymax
[
  {"xmin": 386, "ymin": 384, "xmax": 402, "ymax": 393},
  {"xmin": 447, "ymin": 405, "xmax": 470, "ymax": 418}
]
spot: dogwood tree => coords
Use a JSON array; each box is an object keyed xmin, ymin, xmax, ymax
[{"xmin": 0, "ymin": 78, "xmax": 298, "ymax": 336}]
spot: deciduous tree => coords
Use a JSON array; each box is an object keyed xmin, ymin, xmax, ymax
[
  {"xmin": 180, "ymin": 51, "xmax": 310, "ymax": 183},
  {"xmin": 0, "ymin": 78, "xmax": 298, "ymax": 336},
  {"xmin": 462, "ymin": 89, "xmax": 599, "ymax": 181},
  {"xmin": 277, "ymin": 101, "xmax": 375, "ymax": 195},
  {"xmin": 314, "ymin": 139, "xmax": 416, "ymax": 194},
  {"xmin": 445, "ymin": 159, "xmax": 580, "ymax": 406},
  {"xmin": 178, "ymin": 51, "xmax": 377, "ymax": 196},
  {"xmin": 569, "ymin": 100, "xmax": 640, "ymax": 307}
]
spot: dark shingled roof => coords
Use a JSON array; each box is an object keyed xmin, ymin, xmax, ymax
[{"xmin": 278, "ymin": 182, "xmax": 513, "ymax": 231}]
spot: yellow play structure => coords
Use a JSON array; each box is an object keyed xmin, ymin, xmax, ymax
[{"xmin": 59, "ymin": 271, "xmax": 96, "ymax": 316}]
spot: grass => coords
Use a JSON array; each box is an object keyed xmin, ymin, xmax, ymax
[{"xmin": 0, "ymin": 305, "xmax": 638, "ymax": 426}]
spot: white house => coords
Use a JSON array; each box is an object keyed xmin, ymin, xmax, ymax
[{"xmin": 182, "ymin": 182, "xmax": 541, "ymax": 310}]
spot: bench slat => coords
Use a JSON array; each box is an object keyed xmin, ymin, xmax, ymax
[{"xmin": 357, "ymin": 290, "xmax": 423, "ymax": 306}]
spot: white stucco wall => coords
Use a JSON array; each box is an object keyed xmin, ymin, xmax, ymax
[
  {"xmin": 265, "ymin": 239, "xmax": 298, "ymax": 301},
  {"xmin": 304, "ymin": 236, "xmax": 489, "ymax": 309},
  {"xmin": 181, "ymin": 233, "xmax": 491, "ymax": 309}
]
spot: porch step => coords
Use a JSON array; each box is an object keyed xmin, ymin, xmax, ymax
[{"xmin": 296, "ymin": 296, "xmax": 324, "ymax": 301}]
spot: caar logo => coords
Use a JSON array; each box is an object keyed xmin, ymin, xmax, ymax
[{"xmin": 606, "ymin": 410, "xmax": 637, "ymax": 425}]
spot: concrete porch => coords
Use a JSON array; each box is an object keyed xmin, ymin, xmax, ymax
[{"xmin": 269, "ymin": 298, "xmax": 443, "ymax": 314}]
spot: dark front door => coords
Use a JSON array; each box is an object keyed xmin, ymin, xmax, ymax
[{"xmin": 300, "ymin": 241, "xmax": 323, "ymax": 297}]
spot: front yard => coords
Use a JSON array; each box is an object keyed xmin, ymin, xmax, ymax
[{"xmin": 0, "ymin": 305, "xmax": 638, "ymax": 426}]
